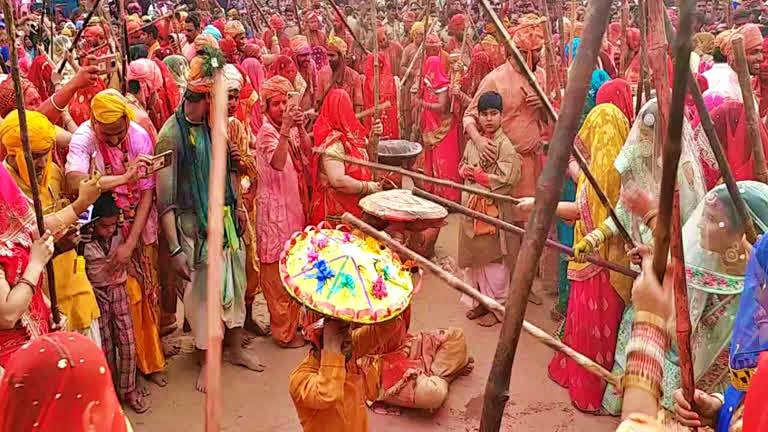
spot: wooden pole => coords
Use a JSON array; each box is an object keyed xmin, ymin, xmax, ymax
[
  {"xmin": 479, "ymin": 0, "xmax": 636, "ymax": 249},
  {"xmin": 2, "ymin": 0, "xmax": 60, "ymax": 325},
  {"xmin": 539, "ymin": 0, "xmax": 562, "ymax": 100},
  {"xmin": 641, "ymin": 0, "xmax": 651, "ymax": 102},
  {"xmin": 412, "ymin": 188, "xmax": 638, "ymax": 278},
  {"xmin": 117, "ymin": 0, "xmax": 129, "ymax": 93},
  {"xmin": 369, "ymin": 1, "xmax": 381, "ymax": 169},
  {"xmin": 327, "ymin": 0, "xmax": 370, "ymax": 54},
  {"xmin": 619, "ymin": 0, "xmax": 628, "ymax": 75},
  {"xmin": 477, "ymin": 0, "xmax": 613, "ymax": 429},
  {"xmin": 205, "ymin": 70, "xmax": 227, "ymax": 432},
  {"xmin": 568, "ymin": 0, "xmax": 576, "ymax": 66},
  {"xmin": 731, "ymin": 36, "xmax": 768, "ymax": 184},
  {"xmin": 341, "ymin": 213, "xmax": 623, "ymax": 389},
  {"xmin": 409, "ymin": 2, "xmax": 433, "ymax": 142},
  {"xmin": 57, "ymin": 0, "xmax": 102, "ymax": 74}
]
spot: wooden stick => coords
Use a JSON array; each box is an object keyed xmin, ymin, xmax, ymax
[
  {"xmin": 341, "ymin": 213, "xmax": 623, "ymax": 389},
  {"xmin": 477, "ymin": 0, "xmax": 614, "ymax": 429},
  {"xmin": 369, "ymin": 0, "xmax": 380, "ymax": 169},
  {"xmin": 56, "ymin": 0, "xmax": 102, "ymax": 74},
  {"xmin": 117, "ymin": 0, "xmax": 129, "ymax": 93},
  {"xmin": 293, "ymin": 0, "xmax": 303, "ymax": 34},
  {"xmin": 204, "ymin": 70, "xmax": 227, "ymax": 432},
  {"xmin": 327, "ymin": 0, "xmax": 369, "ymax": 54},
  {"xmin": 3, "ymin": 0, "xmax": 60, "ymax": 325},
  {"xmin": 249, "ymin": 0, "xmax": 271, "ymax": 27},
  {"xmin": 539, "ymin": 0, "xmax": 562, "ymax": 100},
  {"xmin": 315, "ymin": 149, "xmax": 520, "ymax": 203},
  {"xmin": 479, "ymin": 0, "xmax": 636, "ymax": 249},
  {"xmin": 412, "ymin": 188, "xmax": 638, "ymax": 278},
  {"xmin": 568, "ymin": 0, "xmax": 577, "ymax": 66},
  {"xmin": 619, "ymin": 0, "xmax": 628, "ymax": 75},
  {"xmin": 356, "ymin": 100, "xmax": 391, "ymax": 120},
  {"xmin": 731, "ymin": 36, "xmax": 768, "ymax": 184},
  {"xmin": 640, "ymin": 0, "xmax": 651, "ymax": 102},
  {"xmin": 409, "ymin": 3, "xmax": 434, "ymax": 142}
]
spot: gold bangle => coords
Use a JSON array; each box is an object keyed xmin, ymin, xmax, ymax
[
  {"xmin": 623, "ymin": 374, "xmax": 662, "ymax": 399},
  {"xmin": 634, "ymin": 311, "xmax": 667, "ymax": 330},
  {"xmin": 642, "ymin": 209, "xmax": 659, "ymax": 227}
]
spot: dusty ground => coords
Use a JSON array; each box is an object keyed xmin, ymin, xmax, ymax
[{"xmin": 129, "ymin": 215, "xmax": 620, "ymax": 431}]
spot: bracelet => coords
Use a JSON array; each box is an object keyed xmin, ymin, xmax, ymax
[
  {"xmin": 50, "ymin": 93, "xmax": 67, "ymax": 112},
  {"xmin": 170, "ymin": 246, "xmax": 183, "ymax": 257},
  {"xmin": 634, "ymin": 311, "xmax": 667, "ymax": 330},
  {"xmin": 15, "ymin": 277, "xmax": 36, "ymax": 294},
  {"xmin": 642, "ymin": 209, "xmax": 659, "ymax": 227},
  {"xmin": 359, "ymin": 181, "xmax": 368, "ymax": 195}
]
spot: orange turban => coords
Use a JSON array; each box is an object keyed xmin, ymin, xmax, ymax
[
  {"xmin": 512, "ymin": 14, "xmax": 545, "ymax": 52},
  {"xmin": 194, "ymin": 34, "xmax": 219, "ymax": 51},
  {"xmin": 261, "ymin": 75, "xmax": 294, "ymax": 104},
  {"xmin": 290, "ymin": 35, "xmax": 311, "ymax": 55}
]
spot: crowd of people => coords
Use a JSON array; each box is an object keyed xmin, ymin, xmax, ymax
[{"xmin": 0, "ymin": 0, "xmax": 766, "ymax": 430}]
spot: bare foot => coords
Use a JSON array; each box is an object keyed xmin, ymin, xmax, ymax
[
  {"xmin": 245, "ymin": 318, "xmax": 270, "ymax": 337},
  {"xmin": 148, "ymin": 371, "xmax": 168, "ymax": 387},
  {"xmin": 163, "ymin": 339, "xmax": 181, "ymax": 357},
  {"xmin": 370, "ymin": 402, "xmax": 402, "ymax": 416},
  {"xmin": 195, "ymin": 365, "xmax": 207, "ymax": 393},
  {"xmin": 136, "ymin": 376, "xmax": 151, "ymax": 397},
  {"xmin": 276, "ymin": 333, "xmax": 306, "ymax": 349},
  {"xmin": 229, "ymin": 349, "xmax": 266, "ymax": 372},
  {"xmin": 477, "ymin": 313, "xmax": 500, "ymax": 327},
  {"xmin": 527, "ymin": 291, "xmax": 543, "ymax": 305},
  {"xmin": 466, "ymin": 305, "xmax": 488, "ymax": 320},
  {"xmin": 126, "ymin": 390, "xmax": 151, "ymax": 413},
  {"xmin": 446, "ymin": 357, "xmax": 475, "ymax": 383}
]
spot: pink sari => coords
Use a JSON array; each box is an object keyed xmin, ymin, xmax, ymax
[{"xmin": 420, "ymin": 56, "xmax": 461, "ymax": 202}]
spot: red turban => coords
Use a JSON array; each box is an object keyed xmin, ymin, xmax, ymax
[
  {"xmin": 213, "ymin": 18, "xmax": 226, "ymax": 35},
  {"xmin": 269, "ymin": 14, "xmax": 285, "ymax": 31},
  {"xmin": 608, "ymin": 22, "xmax": 622, "ymax": 44},
  {"xmin": 448, "ymin": 13, "xmax": 466, "ymax": 34},
  {"xmin": 626, "ymin": 28, "xmax": 641, "ymax": 51},
  {"xmin": 425, "ymin": 34, "xmax": 442, "ymax": 47}
]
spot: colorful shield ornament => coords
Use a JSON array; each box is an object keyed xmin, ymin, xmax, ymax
[{"xmin": 279, "ymin": 224, "xmax": 415, "ymax": 324}]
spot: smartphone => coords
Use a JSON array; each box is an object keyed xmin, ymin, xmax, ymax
[
  {"xmin": 94, "ymin": 54, "xmax": 117, "ymax": 75},
  {"xmin": 139, "ymin": 150, "xmax": 174, "ymax": 176},
  {"xmin": 287, "ymin": 91, "xmax": 300, "ymax": 107}
]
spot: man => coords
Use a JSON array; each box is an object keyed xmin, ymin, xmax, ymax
[
  {"xmin": 183, "ymin": 13, "xmax": 201, "ymax": 61},
  {"xmin": 126, "ymin": 58, "xmax": 175, "ymax": 133},
  {"xmin": 291, "ymin": 35, "xmax": 320, "ymax": 111},
  {"xmin": 304, "ymin": 11, "xmax": 326, "ymax": 48},
  {"xmin": 265, "ymin": 14, "xmax": 291, "ymax": 54},
  {"xmin": 446, "ymin": 13, "xmax": 472, "ymax": 62},
  {"xmin": 401, "ymin": 10, "xmax": 417, "ymax": 46},
  {"xmin": 705, "ymin": 24, "xmax": 765, "ymax": 113},
  {"xmin": 463, "ymin": 15, "xmax": 554, "ymax": 303},
  {"xmin": 254, "ymin": 75, "xmax": 310, "ymax": 348},
  {"xmin": 331, "ymin": 12, "xmax": 358, "ymax": 66},
  {"xmin": 224, "ymin": 19, "xmax": 247, "ymax": 53},
  {"xmin": 155, "ymin": 51, "xmax": 263, "ymax": 393},
  {"xmin": 399, "ymin": 21, "xmax": 426, "ymax": 138},
  {"xmin": 384, "ymin": 7, "xmax": 405, "ymax": 43},
  {"xmin": 64, "ymin": 90, "xmax": 168, "ymax": 387},
  {"xmin": 377, "ymin": 26, "xmax": 403, "ymax": 80},
  {"xmin": 143, "ymin": 24, "xmax": 161, "ymax": 59},
  {"xmin": 318, "ymin": 36, "xmax": 363, "ymax": 113}
]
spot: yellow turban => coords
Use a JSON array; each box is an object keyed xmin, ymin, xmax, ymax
[
  {"xmin": 326, "ymin": 35, "xmax": 348, "ymax": 57},
  {"xmin": 410, "ymin": 21, "xmax": 425, "ymax": 39},
  {"xmin": 0, "ymin": 110, "xmax": 56, "ymax": 188},
  {"xmin": 91, "ymin": 89, "xmax": 135, "ymax": 124}
]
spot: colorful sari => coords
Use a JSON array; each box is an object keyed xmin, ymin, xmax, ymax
[
  {"xmin": 309, "ymin": 89, "xmax": 373, "ymax": 225},
  {"xmin": 420, "ymin": 56, "xmax": 461, "ymax": 203},
  {"xmin": 580, "ymin": 69, "xmax": 611, "ymax": 124},
  {"xmin": 362, "ymin": 53, "xmax": 399, "ymax": 139},
  {"xmin": 548, "ymin": 104, "xmax": 630, "ymax": 413}
]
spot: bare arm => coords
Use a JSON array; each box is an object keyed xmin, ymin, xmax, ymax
[
  {"xmin": 66, "ymin": 171, "xmax": 128, "ymax": 194},
  {"xmin": 323, "ymin": 156, "xmax": 367, "ymax": 194},
  {"xmin": 556, "ymin": 201, "xmax": 579, "ymax": 221},
  {"xmin": 125, "ymin": 189, "xmax": 153, "ymax": 249},
  {"xmin": 161, "ymin": 210, "xmax": 181, "ymax": 251}
]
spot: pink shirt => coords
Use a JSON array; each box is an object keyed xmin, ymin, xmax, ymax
[
  {"xmin": 65, "ymin": 121, "xmax": 158, "ymax": 245},
  {"xmin": 255, "ymin": 116, "xmax": 305, "ymax": 263}
]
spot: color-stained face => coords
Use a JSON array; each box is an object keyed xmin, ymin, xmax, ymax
[
  {"xmin": 93, "ymin": 117, "xmax": 129, "ymax": 147},
  {"xmin": 184, "ymin": 22, "xmax": 198, "ymax": 43},
  {"xmin": 94, "ymin": 215, "xmax": 119, "ymax": 240},
  {"xmin": 746, "ymin": 45, "xmax": 763, "ymax": 75},
  {"xmin": 266, "ymin": 94, "xmax": 287, "ymax": 127},
  {"xmin": 227, "ymin": 89, "xmax": 240, "ymax": 117}
]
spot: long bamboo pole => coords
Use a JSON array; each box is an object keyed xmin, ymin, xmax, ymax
[
  {"xmin": 369, "ymin": 0, "xmax": 381, "ymax": 169},
  {"xmin": 117, "ymin": 0, "xmax": 129, "ymax": 93},
  {"xmin": 341, "ymin": 213, "xmax": 623, "ymax": 389},
  {"xmin": 3, "ymin": 0, "xmax": 60, "ymax": 324},
  {"xmin": 731, "ymin": 36, "xmax": 768, "ymax": 184},
  {"xmin": 204, "ymin": 70, "xmax": 227, "ymax": 432},
  {"xmin": 327, "ymin": 0, "xmax": 369, "ymax": 54},
  {"xmin": 479, "ymin": 0, "xmax": 636, "ymax": 249},
  {"xmin": 660, "ymin": 11, "xmax": 758, "ymax": 243},
  {"xmin": 316, "ymin": 149, "xmax": 520, "ymax": 203},
  {"xmin": 412, "ymin": 188, "xmax": 638, "ymax": 278},
  {"xmin": 477, "ymin": 0, "xmax": 613, "ymax": 429},
  {"xmin": 56, "ymin": 0, "xmax": 101, "ymax": 74},
  {"xmin": 539, "ymin": 0, "xmax": 562, "ymax": 100}
]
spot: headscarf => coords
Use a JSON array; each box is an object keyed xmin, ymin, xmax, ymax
[
  {"xmin": 202, "ymin": 25, "xmax": 222, "ymax": 41},
  {"xmin": 270, "ymin": 55, "xmax": 298, "ymax": 84},
  {"xmin": 0, "ymin": 77, "xmax": 42, "ymax": 117},
  {"xmin": 224, "ymin": 19, "xmax": 245, "ymax": 39},
  {"xmin": 0, "ymin": 332, "xmax": 129, "ymax": 432},
  {"xmin": 127, "ymin": 2, "xmax": 141, "ymax": 14},
  {"xmin": 91, "ymin": 89, "xmax": 136, "ymax": 124},
  {"xmin": 422, "ymin": 55, "xmax": 450, "ymax": 90},
  {"xmin": 595, "ymin": 78, "xmax": 635, "ymax": 123},
  {"xmin": 743, "ymin": 353, "xmax": 768, "ymax": 431},
  {"xmin": 129, "ymin": 43, "xmax": 148, "ymax": 61},
  {"xmin": 582, "ymin": 69, "xmax": 611, "ymax": 119},
  {"xmin": 693, "ymin": 32, "xmax": 716, "ymax": 56},
  {"xmin": 27, "ymin": 55, "xmax": 53, "ymax": 100},
  {"xmin": 223, "ymin": 64, "xmax": 244, "ymax": 91},
  {"xmin": 269, "ymin": 14, "xmax": 285, "ymax": 31},
  {"xmin": 362, "ymin": 52, "xmax": 399, "ymax": 139},
  {"xmin": 448, "ymin": 13, "xmax": 466, "ymax": 34},
  {"xmin": 607, "ymin": 22, "xmax": 622, "ymax": 45},
  {"xmin": 326, "ymin": 35, "xmax": 348, "ymax": 57},
  {"xmin": 243, "ymin": 43, "xmax": 262, "ymax": 59},
  {"xmin": 512, "ymin": 14, "xmax": 545, "ymax": 54},
  {"xmin": 570, "ymin": 103, "xmax": 632, "ymax": 302},
  {"xmin": 212, "ymin": 18, "xmax": 226, "ymax": 35},
  {"xmin": 313, "ymin": 88, "xmax": 368, "ymax": 150},
  {"xmin": 241, "ymin": 58, "xmax": 265, "ymax": 93},
  {"xmin": 261, "ymin": 75, "xmax": 293, "ymax": 104},
  {"xmin": 127, "ymin": 58, "xmax": 164, "ymax": 108},
  {"xmin": 312, "ymin": 46, "xmax": 329, "ymax": 68},
  {"xmin": 164, "ymin": 54, "xmax": 189, "ymax": 95},
  {"xmin": 708, "ymin": 100, "xmax": 768, "ymax": 187},
  {"xmin": 219, "ymin": 36, "xmax": 240, "ymax": 64},
  {"xmin": 626, "ymin": 28, "xmax": 641, "ymax": 51},
  {"xmin": 290, "ymin": 35, "xmax": 311, "ymax": 55},
  {"xmin": 0, "ymin": 110, "xmax": 56, "ymax": 189},
  {"xmin": 425, "ymin": 34, "xmax": 442, "ymax": 48},
  {"xmin": 461, "ymin": 51, "xmax": 493, "ymax": 97}
]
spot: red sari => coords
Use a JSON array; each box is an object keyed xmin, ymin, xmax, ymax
[
  {"xmin": 362, "ymin": 53, "xmax": 399, "ymax": 139},
  {"xmin": 0, "ymin": 165, "xmax": 50, "ymax": 367},
  {"xmin": 595, "ymin": 78, "xmax": 635, "ymax": 124},
  {"xmin": 705, "ymin": 100, "xmax": 768, "ymax": 189},
  {"xmin": 309, "ymin": 89, "xmax": 373, "ymax": 225}
]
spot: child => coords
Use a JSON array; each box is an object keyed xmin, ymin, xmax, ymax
[
  {"xmin": 83, "ymin": 193, "xmax": 150, "ymax": 413},
  {"xmin": 458, "ymin": 90, "xmax": 522, "ymax": 327}
]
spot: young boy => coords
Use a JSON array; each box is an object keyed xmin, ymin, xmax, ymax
[
  {"xmin": 458, "ymin": 90, "xmax": 522, "ymax": 327},
  {"xmin": 83, "ymin": 193, "xmax": 149, "ymax": 413}
]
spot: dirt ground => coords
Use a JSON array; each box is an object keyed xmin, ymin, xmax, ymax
[{"xmin": 129, "ymin": 215, "xmax": 620, "ymax": 431}]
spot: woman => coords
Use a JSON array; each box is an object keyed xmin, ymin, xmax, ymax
[
  {"xmin": 241, "ymin": 57, "xmax": 266, "ymax": 134},
  {"xmin": 581, "ymin": 69, "xmax": 611, "ymax": 123},
  {"xmin": 163, "ymin": 55, "xmax": 189, "ymax": 97},
  {"xmin": 362, "ymin": 52, "xmax": 399, "ymax": 139},
  {"xmin": 416, "ymin": 56, "xmax": 462, "ymax": 203},
  {"xmin": 546, "ymin": 103, "xmax": 631, "ymax": 413},
  {"xmin": 309, "ymin": 89, "xmax": 383, "ymax": 225},
  {"xmin": 452, "ymin": 51, "xmax": 494, "ymax": 113},
  {"xmin": 270, "ymin": 55, "xmax": 308, "ymax": 107},
  {"xmin": 0, "ymin": 332, "xmax": 133, "ymax": 431},
  {"xmin": 595, "ymin": 78, "xmax": 634, "ymax": 124}
]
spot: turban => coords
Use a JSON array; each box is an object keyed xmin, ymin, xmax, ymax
[
  {"xmin": 327, "ymin": 35, "xmax": 348, "ymax": 57},
  {"xmin": 242, "ymin": 43, "xmax": 262, "ymax": 59},
  {"xmin": 512, "ymin": 15, "xmax": 545, "ymax": 52},
  {"xmin": 127, "ymin": 59, "xmax": 163, "ymax": 104},
  {"xmin": 187, "ymin": 50, "xmax": 224, "ymax": 94},
  {"xmin": 0, "ymin": 77, "xmax": 41, "ymax": 117},
  {"xmin": 61, "ymin": 26, "xmax": 74, "ymax": 37},
  {"xmin": 195, "ymin": 34, "xmax": 219, "ymax": 51},
  {"xmin": 481, "ymin": 34, "xmax": 498, "ymax": 46},
  {"xmin": 737, "ymin": 23, "xmax": 764, "ymax": 53},
  {"xmin": 91, "ymin": 89, "xmax": 136, "ymax": 124},
  {"xmin": 448, "ymin": 13, "xmax": 466, "ymax": 34},
  {"xmin": 425, "ymin": 34, "xmax": 442, "ymax": 47},
  {"xmin": 83, "ymin": 25, "xmax": 105, "ymax": 40},
  {"xmin": 219, "ymin": 37, "xmax": 238, "ymax": 60},
  {"xmin": 224, "ymin": 20, "xmax": 245, "ymax": 38},
  {"xmin": 693, "ymin": 32, "xmax": 715, "ymax": 55},
  {"xmin": 212, "ymin": 18, "xmax": 226, "ymax": 35},
  {"xmin": 261, "ymin": 75, "xmax": 294, "ymax": 104},
  {"xmin": 127, "ymin": 2, "xmax": 141, "ymax": 14},
  {"xmin": 290, "ymin": 35, "xmax": 311, "ymax": 55},
  {"xmin": 410, "ymin": 21, "xmax": 425, "ymax": 39},
  {"xmin": 269, "ymin": 14, "xmax": 285, "ymax": 31},
  {"xmin": 127, "ymin": 21, "xmax": 141, "ymax": 34},
  {"xmin": 626, "ymin": 28, "xmax": 641, "ymax": 51},
  {"xmin": 155, "ymin": 20, "xmax": 170, "ymax": 40},
  {"xmin": 227, "ymin": 8, "xmax": 239, "ymax": 18},
  {"xmin": 223, "ymin": 64, "xmax": 244, "ymax": 91},
  {"xmin": 715, "ymin": 28, "xmax": 736, "ymax": 54},
  {"xmin": 202, "ymin": 25, "xmax": 222, "ymax": 41},
  {"xmin": 0, "ymin": 110, "xmax": 56, "ymax": 188},
  {"xmin": 478, "ymin": 91, "xmax": 503, "ymax": 112}
]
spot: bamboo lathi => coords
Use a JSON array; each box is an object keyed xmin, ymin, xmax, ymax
[
  {"xmin": 368, "ymin": 0, "xmax": 381, "ymax": 169},
  {"xmin": 341, "ymin": 213, "xmax": 623, "ymax": 390},
  {"xmin": 731, "ymin": 36, "xmax": 768, "ymax": 184},
  {"xmin": 477, "ymin": 0, "xmax": 614, "ymax": 430},
  {"xmin": 411, "ymin": 188, "xmax": 637, "ymax": 278},
  {"xmin": 314, "ymin": 149, "xmax": 520, "ymax": 204},
  {"xmin": 3, "ymin": 0, "xmax": 60, "ymax": 325},
  {"xmin": 327, "ymin": 0, "xmax": 369, "ymax": 54}
]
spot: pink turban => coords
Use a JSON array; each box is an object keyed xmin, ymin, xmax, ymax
[
  {"xmin": 127, "ymin": 59, "xmax": 163, "ymax": 104},
  {"xmin": 448, "ymin": 14, "xmax": 466, "ymax": 34},
  {"xmin": 269, "ymin": 14, "xmax": 286, "ymax": 31},
  {"xmin": 425, "ymin": 34, "xmax": 442, "ymax": 47},
  {"xmin": 722, "ymin": 24, "xmax": 763, "ymax": 58},
  {"xmin": 290, "ymin": 35, "xmax": 311, "ymax": 55}
]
